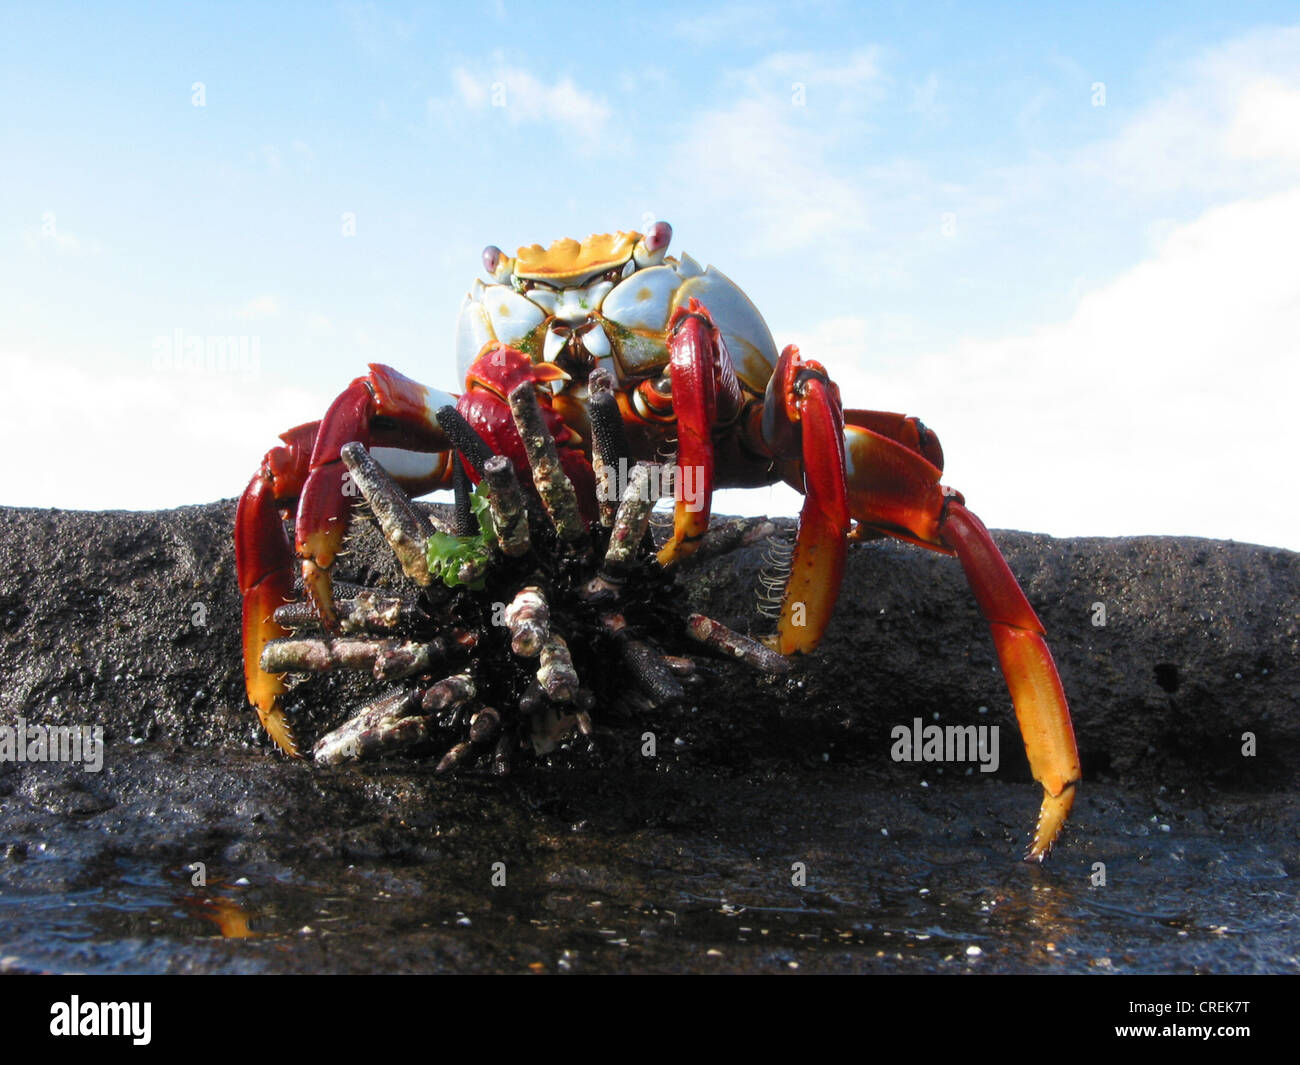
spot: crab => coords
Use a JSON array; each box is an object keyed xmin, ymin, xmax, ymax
[{"xmin": 235, "ymin": 221, "xmax": 1081, "ymax": 860}]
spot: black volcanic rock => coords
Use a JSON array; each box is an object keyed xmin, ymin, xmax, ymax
[
  {"xmin": 1, "ymin": 502, "xmax": 1293, "ymax": 782},
  {"xmin": 0, "ymin": 502, "xmax": 1295, "ymax": 974}
]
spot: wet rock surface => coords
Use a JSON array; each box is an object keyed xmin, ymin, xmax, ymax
[{"xmin": 0, "ymin": 502, "xmax": 1295, "ymax": 973}]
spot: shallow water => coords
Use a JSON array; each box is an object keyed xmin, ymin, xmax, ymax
[{"xmin": 1, "ymin": 747, "xmax": 1293, "ymax": 974}]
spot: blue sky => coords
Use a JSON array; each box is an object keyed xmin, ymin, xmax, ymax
[{"xmin": 3, "ymin": 2, "xmax": 1298, "ymax": 549}]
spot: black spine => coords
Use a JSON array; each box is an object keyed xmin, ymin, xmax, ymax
[{"xmin": 435, "ymin": 405, "xmax": 495, "ymax": 477}]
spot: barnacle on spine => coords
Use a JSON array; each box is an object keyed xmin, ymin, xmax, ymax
[{"xmin": 260, "ymin": 384, "xmax": 787, "ymax": 775}]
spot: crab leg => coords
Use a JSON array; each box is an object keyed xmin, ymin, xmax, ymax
[
  {"xmin": 742, "ymin": 336, "xmax": 1079, "ymax": 857},
  {"xmin": 649, "ymin": 307, "xmax": 849, "ymax": 671},
  {"xmin": 235, "ymin": 367, "xmax": 457, "ymax": 755},
  {"xmin": 656, "ymin": 300, "xmax": 744, "ymax": 566},
  {"xmin": 297, "ymin": 365, "xmax": 457, "ymax": 628},
  {"xmin": 784, "ymin": 405, "xmax": 1081, "ymax": 860},
  {"xmin": 758, "ymin": 344, "xmax": 851, "ymax": 656},
  {"xmin": 454, "ymin": 342, "xmax": 600, "ymax": 524},
  {"xmin": 938, "ymin": 499, "xmax": 1080, "ymax": 859},
  {"xmin": 236, "ymin": 423, "xmax": 317, "ymax": 755}
]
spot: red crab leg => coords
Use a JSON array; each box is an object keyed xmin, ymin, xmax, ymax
[
  {"xmin": 236, "ymin": 422, "xmax": 317, "ymax": 756},
  {"xmin": 843, "ymin": 408, "xmax": 945, "ymax": 475},
  {"xmin": 758, "ymin": 344, "xmax": 851, "ymax": 655},
  {"xmin": 296, "ymin": 365, "xmax": 457, "ymax": 629},
  {"xmin": 839, "ymin": 418, "xmax": 1080, "ymax": 860},
  {"xmin": 656, "ymin": 300, "xmax": 744, "ymax": 566},
  {"xmin": 236, "ymin": 366, "xmax": 456, "ymax": 755}
]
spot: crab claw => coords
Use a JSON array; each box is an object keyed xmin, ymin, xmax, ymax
[
  {"xmin": 465, "ymin": 342, "xmax": 569, "ymax": 397},
  {"xmin": 459, "ymin": 343, "xmax": 597, "ymax": 525}
]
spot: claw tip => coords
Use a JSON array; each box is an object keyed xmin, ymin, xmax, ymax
[
  {"xmin": 1024, "ymin": 782, "xmax": 1076, "ymax": 862},
  {"xmin": 255, "ymin": 705, "xmax": 302, "ymax": 758}
]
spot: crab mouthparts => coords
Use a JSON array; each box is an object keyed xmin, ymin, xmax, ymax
[{"xmin": 543, "ymin": 320, "xmax": 612, "ymax": 378}]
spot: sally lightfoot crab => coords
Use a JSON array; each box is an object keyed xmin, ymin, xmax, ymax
[{"xmin": 235, "ymin": 221, "xmax": 1081, "ymax": 860}]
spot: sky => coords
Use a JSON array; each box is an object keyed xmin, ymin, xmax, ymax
[{"xmin": 2, "ymin": 2, "xmax": 1298, "ymax": 549}]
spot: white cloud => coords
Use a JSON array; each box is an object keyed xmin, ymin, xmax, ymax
[
  {"xmin": 697, "ymin": 28, "xmax": 1300, "ymax": 549},
  {"xmin": 811, "ymin": 189, "xmax": 1300, "ymax": 549},
  {"xmin": 450, "ymin": 61, "xmax": 611, "ymax": 148},
  {"xmin": 305, "ymin": 312, "xmax": 335, "ymax": 338},
  {"xmin": 452, "ymin": 68, "xmax": 487, "ymax": 109},
  {"xmin": 235, "ymin": 295, "xmax": 278, "ymax": 320},
  {"xmin": 1226, "ymin": 78, "xmax": 1300, "ymax": 164},
  {"xmin": 675, "ymin": 100, "xmax": 870, "ymax": 252},
  {"xmin": 670, "ymin": 3, "xmax": 789, "ymax": 47},
  {"xmin": 23, "ymin": 219, "xmax": 102, "ymax": 256},
  {"xmin": 909, "ymin": 72, "xmax": 946, "ymax": 124},
  {"xmin": 1073, "ymin": 26, "xmax": 1300, "ymax": 202},
  {"xmin": 730, "ymin": 47, "xmax": 885, "ymax": 98},
  {"xmin": 340, "ymin": 1, "xmax": 415, "ymax": 58},
  {"xmin": 0, "ymin": 350, "xmax": 328, "ymax": 509},
  {"xmin": 671, "ymin": 50, "xmax": 886, "ymax": 253}
]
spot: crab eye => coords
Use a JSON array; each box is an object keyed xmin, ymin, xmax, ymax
[
  {"xmin": 644, "ymin": 221, "xmax": 672, "ymax": 253},
  {"xmin": 633, "ymin": 374, "xmax": 675, "ymax": 421},
  {"xmin": 482, "ymin": 245, "xmax": 503, "ymax": 275}
]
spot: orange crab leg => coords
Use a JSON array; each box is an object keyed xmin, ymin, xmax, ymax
[
  {"xmin": 838, "ymin": 419, "xmax": 1080, "ymax": 859},
  {"xmin": 939, "ymin": 500, "xmax": 1079, "ymax": 858}
]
